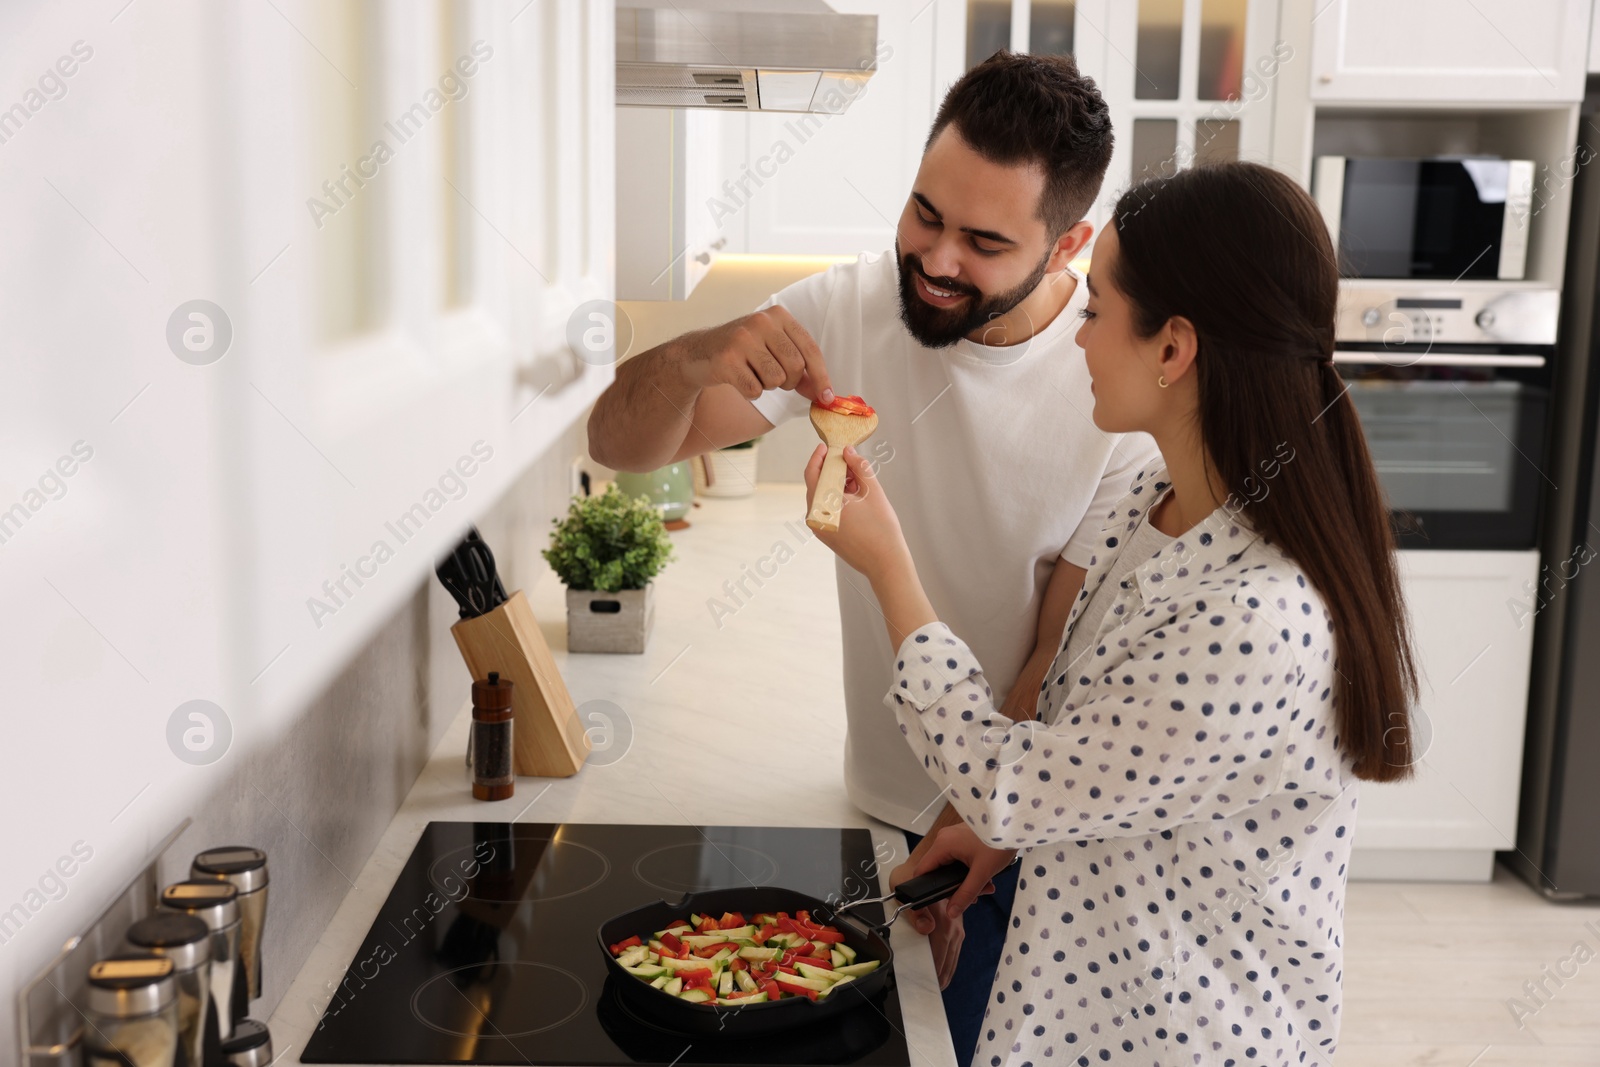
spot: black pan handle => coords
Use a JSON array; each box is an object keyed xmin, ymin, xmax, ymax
[{"xmin": 893, "ymin": 862, "xmax": 970, "ymax": 911}]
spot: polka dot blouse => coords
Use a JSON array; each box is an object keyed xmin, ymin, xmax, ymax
[{"xmin": 885, "ymin": 464, "xmax": 1356, "ymax": 1067}]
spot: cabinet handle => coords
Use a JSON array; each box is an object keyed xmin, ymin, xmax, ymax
[{"xmin": 694, "ymin": 251, "xmax": 712, "ymax": 265}]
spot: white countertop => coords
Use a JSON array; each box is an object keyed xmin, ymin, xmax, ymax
[{"xmin": 267, "ymin": 485, "xmax": 957, "ymax": 1067}]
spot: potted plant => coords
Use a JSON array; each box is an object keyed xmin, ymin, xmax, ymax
[
  {"xmin": 695, "ymin": 435, "xmax": 762, "ymax": 498},
  {"xmin": 543, "ymin": 484, "xmax": 675, "ymax": 654}
]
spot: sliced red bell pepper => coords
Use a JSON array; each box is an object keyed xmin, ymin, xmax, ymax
[
  {"xmin": 698, "ymin": 914, "xmax": 720, "ymax": 931},
  {"xmin": 775, "ymin": 976, "xmax": 819, "ymax": 1000},
  {"xmin": 719, "ymin": 911, "xmax": 744, "ymax": 927},
  {"xmin": 609, "ymin": 935, "xmax": 643, "ymax": 955},
  {"xmin": 759, "ymin": 978, "xmax": 782, "ymax": 1000},
  {"xmin": 728, "ymin": 957, "xmax": 747, "ymax": 972},
  {"xmin": 659, "ymin": 931, "xmax": 684, "ymax": 954},
  {"xmin": 753, "ymin": 923, "xmax": 778, "ymax": 944}
]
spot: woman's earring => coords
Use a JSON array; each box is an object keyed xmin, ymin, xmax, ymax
[{"xmin": 1157, "ymin": 375, "xmax": 1169, "ymax": 389}]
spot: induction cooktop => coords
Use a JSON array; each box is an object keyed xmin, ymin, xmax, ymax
[{"xmin": 300, "ymin": 823, "xmax": 915, "ymax": 1066}]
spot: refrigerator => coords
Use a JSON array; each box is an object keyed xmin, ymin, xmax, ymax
[{"xmin": 1512, "ymin": 85, "xmax": 1600, "ymax": 899}]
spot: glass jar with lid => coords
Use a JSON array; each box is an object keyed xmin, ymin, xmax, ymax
[
  {"xmin": 159, "ymin": 880, "xmax": 244, "ymax": 1041},
  {"xmin": 83, "ymin": 952, "xmax": 180, "ymax": 1067},
  {"xmin": 190, "ymin": 847, "xmax": 268, "ymax": 1003},
  {"xmin": 125, "ymin": 912, "xmax": 212, "ymax": 1067}
]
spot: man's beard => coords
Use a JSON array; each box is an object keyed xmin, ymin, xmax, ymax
[{"xmin": 895, "ymin": 239, "xmax": 1054, "ymax": 349}]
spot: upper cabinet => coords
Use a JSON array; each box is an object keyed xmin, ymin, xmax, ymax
[
  {"xmin": 1310, "ymin": 0, "xmax": 1591, "ymax": 104},
  {"xmin": 616, "ymin": 108, "xmax": 725, "ymax": 300},
  {"xmin": 1077, "ymin": 0, "xmax": 1282, "ymax": 231},
  {"xmin": 715, "ymin": 0, "xmax": 969, "ymax": 256}
]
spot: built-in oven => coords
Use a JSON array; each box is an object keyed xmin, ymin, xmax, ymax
[
  {"xmin": 1315, "ymin": 156, "xmax": 1536, "ymax": 281},
  {"xmin": 1333, "ymin": 286, "xmax": 1558, "ymax": 549}
]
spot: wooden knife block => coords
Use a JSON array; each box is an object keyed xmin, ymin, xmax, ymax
[{"xmin": 450, "ymin": 590, "xmax": 591, "ymax": 777}]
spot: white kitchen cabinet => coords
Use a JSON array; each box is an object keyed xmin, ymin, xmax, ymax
[
  {"xmin": 616, "ymin": 108, "xmax": 725, "ymax": 300},
  {"xmin": 1350, "ymin": 549, "xmax": 1539, "ymax": 881},
  {"xmin": 1077, "ymin": 0, "xmax": 1283, "ymax": 234},
  {"xmin": 1310, "ymin": 0, "xmax": 1591, "ymax": 103},
  {"xmin": 718, "ymin": 0, "xmax": 967, "ymax": 256}
]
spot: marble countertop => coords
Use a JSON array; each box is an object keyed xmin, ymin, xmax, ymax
[{"xmin": 267, "ymin": 485, "xmax": 957, "ymax": 1067}]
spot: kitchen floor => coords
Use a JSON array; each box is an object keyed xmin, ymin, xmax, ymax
[{"xmin": 1338, "ymin": 868, "xmax": 1600, "ymax": 1065}]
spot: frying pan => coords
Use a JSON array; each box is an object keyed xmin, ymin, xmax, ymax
[{"xmin": 595, "ymin": 863, "xmax": 969, "ymax": 1037}]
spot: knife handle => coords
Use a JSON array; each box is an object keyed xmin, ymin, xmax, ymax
[{"xmin": 893, "ymin": 862, "xmax": 970, "ymax": 911}]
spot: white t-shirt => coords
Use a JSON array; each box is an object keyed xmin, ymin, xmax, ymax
[{"xmin": 751, "ymin": 251, "xmax": 1160, "ymax": 833}]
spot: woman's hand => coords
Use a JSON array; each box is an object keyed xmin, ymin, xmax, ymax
[
  {"xmin": 914, "ymin": 822, "xmax": 1015, "ymax": 922},
  {"xmin": 803, "ymin": 444, "xmax": 912, "ymax": 585},
  {"xmin": 891, "ymin": 858, "xmax": 969, "ymax": 989}
]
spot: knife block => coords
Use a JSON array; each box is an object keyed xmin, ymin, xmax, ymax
[{"xmin": 450, "ymin": 590, "xmax": 592, "ymax": 777}]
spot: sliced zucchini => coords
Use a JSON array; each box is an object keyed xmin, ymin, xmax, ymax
[
  {"xmin": 617, "ymin": 945, "xmax": 648, "ymax": 968},
  {"xmin": 818, "ymin": 975, "xmax": 856, "ymax": 998},
  {"xmin": 733, "ymin": 969, "xmax": 759, "ymax": 993},
  {"xmin": 678, "ymin": 988, "xmax": 713, "ymax": 1004},
  {"xmin": 831, "ymin": 949, "xmax": 848, "ymax": 968},
  {"xmin": 772, "ymin": 972, "xmax": 831, "ymax": 992},
  {"xmin": 833, "ymin": 960, "xmax": 880, "ymax": 978},
  {"xmin": 737, "ymin": 946, "xmax": 782, "ymax": 962},
  {"xmin": 795, "ymin": 962, "xmax": 839, "ymax": 983},
  {"xmin": 650, "ymin": 975, "xmax": 670, "ymax": 990},
  {"xmin": 715, "ymin": 993, "xmax": 769, "ymax": 1005},
  {"xmin": 718, "ymin": 971, "xmax": 734, "ymax": 995},
  {"xmin": 624, "ymin": 964, "xmax": 669, "ymax": 979},
  {"xmin": 663, "ymin": 977, "xmax": 684, "ymax": 996},
  {"xmin": 836, "ymin": 943, "xmax": 857, "ymax": 963}
]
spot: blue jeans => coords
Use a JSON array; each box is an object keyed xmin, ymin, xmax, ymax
[{"xmin": 903, "ymin": 830, "xmax": 1019, "ymax": 1067}]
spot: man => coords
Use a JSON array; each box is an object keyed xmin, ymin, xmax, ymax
[{"xmin": 588, "ymin": 51, "xmax": 1158, "ymax": 1067}]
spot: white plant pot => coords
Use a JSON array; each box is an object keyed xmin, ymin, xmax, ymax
[
  {"xmin": 566, "ymin": 585, "xmax": 655, "ymax": 654},
  {"xmin": 695, "ymin": 445, "xmax": 759, "ymax": 498}
]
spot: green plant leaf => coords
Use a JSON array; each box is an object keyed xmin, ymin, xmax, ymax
[{"xmin": 542, "ymin": 484, "xmax": 676, "ymax": 592}]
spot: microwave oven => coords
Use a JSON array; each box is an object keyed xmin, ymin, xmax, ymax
[{"xmin": 1313, "ymin": 156, "xmax": 1535, "ymax": 281}]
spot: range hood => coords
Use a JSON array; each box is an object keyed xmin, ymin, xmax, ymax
[{"xmin": 616, "ymin": 1, "xmax": 879, "ymax": 113}]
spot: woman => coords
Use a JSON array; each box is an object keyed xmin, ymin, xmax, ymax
[{"xmin": 804, "ymin": 162, "xmax": 1417, "ymax": 1066}]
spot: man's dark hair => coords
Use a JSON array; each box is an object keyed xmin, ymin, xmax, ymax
[{"xmin": 926, "ymin": 50, "xmax": 1113, "ymax": 237}]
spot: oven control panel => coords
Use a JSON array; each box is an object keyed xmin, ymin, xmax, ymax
[{"xmin": 1335, "ymin": 286, "xmax": 1559, "ymax": 346}]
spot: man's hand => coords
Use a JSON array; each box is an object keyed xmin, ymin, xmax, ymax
[
  {"xmin": 675, "ymin": 306, "xmax": 834, "ymax": 404},
  {"xmin": 914, "ymin": 822, "xmax": 1016, "ymax": 926},
  {"xmin": 890, "ymin": 858, "xmax": 969, "ymax": 989}
]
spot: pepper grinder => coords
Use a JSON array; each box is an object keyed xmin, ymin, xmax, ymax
[
  {"xmin": 160, "ymin": 881, "xmax": 246, "ymax": 1043},
  {"xmin": 471, "ymin": 672, "xmax": 515, "ymax": 801},
  {"xmin": 190, "ymin": 847, "xmax": 268, "ymax": 1005}
]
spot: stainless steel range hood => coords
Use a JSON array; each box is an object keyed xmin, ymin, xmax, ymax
[{"xmin": 616, "ymin": 1, "xmax": 879, "ymax": 113}]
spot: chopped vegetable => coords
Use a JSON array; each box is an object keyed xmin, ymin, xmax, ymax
[
  {"xmin": 814, "ymin": 394, "xmax": 875, "ymax": 417},
  {"xmin": 607, "ymin": 909, "xmax": 879, "ymax": 1007}
]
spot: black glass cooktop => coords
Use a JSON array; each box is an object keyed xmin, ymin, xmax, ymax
[{"xmin": 300, "ymin": 823, "xmax": 913, "ymax": 1066}]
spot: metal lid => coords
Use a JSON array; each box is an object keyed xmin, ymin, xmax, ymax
[
  {"xmin": 86, "ymin": 953, "xmax": 176, "ymax": 1017},
  {"xmin": 126, "ymin": 912, "xmax": 212, "ymax": 972},
  {"xmin": 220, "ymin": 1019, "xmax": 273, "ymax": 1067},
  {"xmin": 191, "ymin": 846, "xmax": 269, "ymax": 894},
  {"xmin": 159, "ymin": 880, "xmax": 241, "ymax": 930}
]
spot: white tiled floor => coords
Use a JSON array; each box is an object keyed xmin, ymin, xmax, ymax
[{"xmin": 1338, "ymin": 865, "xmax": 1600, "ymax": 1065}]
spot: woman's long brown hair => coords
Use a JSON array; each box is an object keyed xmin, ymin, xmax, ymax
[{"xmin": 1111, "ymin": 161, "xmax": 1419, "ymax": 782}]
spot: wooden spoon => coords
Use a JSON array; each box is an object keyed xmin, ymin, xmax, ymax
[{"xmin": 807, "ymin": 403, "xmax": 879, "ymax": 532}]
